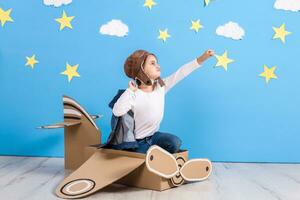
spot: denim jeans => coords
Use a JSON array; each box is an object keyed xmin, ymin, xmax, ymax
[{"xmin": 131, "ymin": 131, "xmax": 182, "ymax": 154}]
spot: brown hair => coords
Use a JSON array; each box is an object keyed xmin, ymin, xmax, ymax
[{"xmin": 124, "ymin": 50, "xmax": 165, "ymax": 87}]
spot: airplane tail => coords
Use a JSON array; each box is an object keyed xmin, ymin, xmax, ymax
[{"xmin": 38, "ymin": 95, "xmax": 102, "ymax": 170}]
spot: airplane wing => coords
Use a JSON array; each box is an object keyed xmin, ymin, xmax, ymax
[
  {"xmin": 36, "ymin": 121, "xmax": 81, "ymax": 129},
  {"xmin": 55, "ymin": 148, "xmax": 145, "ymax": 199}
]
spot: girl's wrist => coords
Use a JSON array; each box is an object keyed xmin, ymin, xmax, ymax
[
  {"xmin": 197, "ymin": 50, "xmax": 214, "ymax": 64},
  {"xmin": 197, "ymin": 56, "xmax": 206, "ymax": 65}
]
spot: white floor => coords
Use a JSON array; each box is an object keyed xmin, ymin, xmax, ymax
[{"xmin": 0, "ymin": 156, "xmax": 299, "ymax": 200}]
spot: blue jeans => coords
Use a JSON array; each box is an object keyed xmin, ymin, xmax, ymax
[{"xmin": 132, "ymin": 131, "xmax": 182, "ymax": 154}]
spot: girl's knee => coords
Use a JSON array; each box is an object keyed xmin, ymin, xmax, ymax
[
  {"xmin": 172, "ymin": 136, "xmax": 182, "ymax": 153},
  {"xmin": 164, "ymin": 136, "xmax": 182, "ymax": 153},
  {"xmin": 152, "ymin": 132, "xmax": 182, "ymax": 153}
]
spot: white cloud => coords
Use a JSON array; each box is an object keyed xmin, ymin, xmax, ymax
[
  {"xmin": 216, "ymin": 21, "xmax": 245, "ymax": 40},
  {"xmin": 43, "ymin": 0, "xmax": 72, "ymax": 7},
  {"xmin": 99, "ymin": 20, "xmax": 129, "ymax": 37},
  {"xmin": 274, "ymin": 0, "xmax": 300, "ymax": 12}
]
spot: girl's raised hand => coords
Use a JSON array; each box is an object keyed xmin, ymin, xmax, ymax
[
  {"xmin": 205, "ymin": 49, "xmax": 215, "ymax": 57},
  {"xmin": 128, "ymin": 80, "xmax": 138, "ymax": 92},
  {"xmin": 197, "ymin": 49, "xmax": 215, "ymax": 64}
]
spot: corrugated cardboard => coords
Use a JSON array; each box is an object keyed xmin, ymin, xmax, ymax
[
  {"xmin": 84, "ymin": 146, "xmax": 189, "ymax": 191},
  {"xmin": 38, "ymin": 95, "xmax": 212, "ymax": 199},
  {"xmin": 56, "ymin": 148, "xmax": 145, "ymax": 199},
  {"xmin": 116, "ymin": 150, "xmax": 189, "ymax": 190},
  {"xmin": 38, "ymin": 95, "xmax": 101, "ymax": 170}
]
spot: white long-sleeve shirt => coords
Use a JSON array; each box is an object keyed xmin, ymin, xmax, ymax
[{"xmin": 112, "ymin": 59, "xmax": 202, "ymax": 139}]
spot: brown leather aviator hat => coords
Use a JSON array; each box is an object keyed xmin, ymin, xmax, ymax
[{"xmin": 124, "ymin": 50, "xmax": 165, "ymax": 87}]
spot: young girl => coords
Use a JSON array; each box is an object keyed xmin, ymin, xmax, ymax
[{"xmin": 112, "ymin": 49, "xmax": 214, "ymax": 154}]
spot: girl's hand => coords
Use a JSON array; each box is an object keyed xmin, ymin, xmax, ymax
[
  {"xmin": 197, "ymin": 49, "xmax": 215, "ymax": 65},
  {"xmin": 128, "ymin": 80, "xmax": 138, "ymax": 92}
]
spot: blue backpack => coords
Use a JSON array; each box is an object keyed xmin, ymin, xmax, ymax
[{"xmin": 102, "ymin": 89, "xmax": 139, "ymax": 150}]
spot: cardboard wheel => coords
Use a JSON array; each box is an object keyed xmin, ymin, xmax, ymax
[{"xmin": 60, "ymin": 179, "xmax": 95, "ymax": 196}]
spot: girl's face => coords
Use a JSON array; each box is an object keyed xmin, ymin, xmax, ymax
[{"xmin": 142, "ymin": 55, "xmax": 161, "ymax": 80}]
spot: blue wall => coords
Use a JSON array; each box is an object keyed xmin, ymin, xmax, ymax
[{"xmin": 1, "ymin": 0, "xmax": 299, "ymax": 163}]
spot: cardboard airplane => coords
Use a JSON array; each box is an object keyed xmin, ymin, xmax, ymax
[{"xmin": 38, "ymin": 95, "xmax": 212, "ymax": 199}]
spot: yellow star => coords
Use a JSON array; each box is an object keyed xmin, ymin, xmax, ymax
[
  {"xmin": 204, "ymin": 0, "xmax": 210, "ymax": 6},
  {"xmin": 0, "ymin": 7, "xmax": 13, "ymax": 27},
  {"xmin": 55, "ymin": 10, "xmax": 74, "ymax": 31},
  {"xmin": 158, "ymin": 29, "xmax": 170, "ymax": 42},
  {"xmin": 61, "ymin": 63, "xmax": 80, "ymax": 82},
  {"xmin": 215, "ymin": 51, "xmax": 234, "ymax": 71},
  {"xmin": 259, "ymin": 65, "xmax": 278, "ymax": 84},
  {"xmin": 144, "ymin": 0, "xmax": 157, "ymax": 10},
  {"xmin": 272, "ymin": 23, "xmax": 291, "ymax": 44},
  {"xmin": 190, "ymin": 20, "xmax": 203, "ymax": 32},
  {"xmin": 25, "ymin": 55, "xmax": 39, "ymax": 69}
]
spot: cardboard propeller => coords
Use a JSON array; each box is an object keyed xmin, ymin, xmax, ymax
[
  {"xmin": 145, "ymin": 145, "xmax": 212, "ymax": 182},
  {"xmin": 38, "ymin": 95, "xmax": 213, "ymax": 199}
]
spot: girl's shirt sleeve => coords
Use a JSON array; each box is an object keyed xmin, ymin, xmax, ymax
[
  {"xmin": 112, "ymin": 88, "xmax": 136, "ymax": 117},
  {"xmin": 162, "ymin": 59, "xmax": 202, "ymax": 94}
]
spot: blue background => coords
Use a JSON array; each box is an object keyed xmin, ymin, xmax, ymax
[{"xmin": 1, "ymin": 0, "xmax": 299, "ymax": 163}]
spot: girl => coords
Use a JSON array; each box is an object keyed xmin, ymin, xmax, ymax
[{"xmin": 112, "ymin": 49, "xmax": 214, "ymax": 154}]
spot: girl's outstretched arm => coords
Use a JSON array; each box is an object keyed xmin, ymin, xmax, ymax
[{"xmin": 163, "ymin": 50, "xmax": 214, "ymax": 94}]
